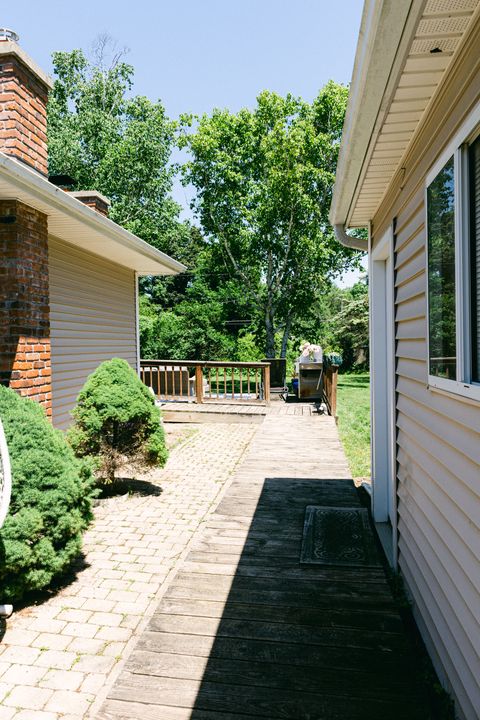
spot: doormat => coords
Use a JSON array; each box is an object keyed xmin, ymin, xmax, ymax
[{"xmin": 300, "ymin": 506, "xmax": 381, "ymax": 567}]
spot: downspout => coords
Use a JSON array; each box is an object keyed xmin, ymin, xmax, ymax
[
  {"xmin": 334, "ymin": 223, "xmax": 368, "ymax": 252},
  {"xmin": 134, "ymin": 271, "xmax": 140, "ymax": 375}
]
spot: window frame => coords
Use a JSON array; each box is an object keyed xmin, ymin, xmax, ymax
[{"xmin": 425, "ymin": 101, "xmax": 480, "ymax": 402}]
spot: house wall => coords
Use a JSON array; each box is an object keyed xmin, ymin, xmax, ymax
[
  {"xmin": 371, "ymin": 20, "xmax": 480, "ymax": 720},
  {"xmin": 49, "ymin": 236, "xmax": 137, "ymax": 429}
]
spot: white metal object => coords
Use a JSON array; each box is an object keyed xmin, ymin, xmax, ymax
[
  {"xmin": 0, "ymin": 28, "xmax": 19, "ymax": 42},
  {"xmin": 0, "ymin": 418, "xmax": 11, "ymax": 529},
  {"xmin": 0, "ymin": 417, "xmax": 13, "ymax": 618}
]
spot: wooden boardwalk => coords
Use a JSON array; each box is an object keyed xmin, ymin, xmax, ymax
[
  {"xmin": 160, "ymin": 398, "xmax": 320, "ymax": 423},
  {"xmin": 98, "ymin": 412, "xmax": 430, "ymax": 720}
]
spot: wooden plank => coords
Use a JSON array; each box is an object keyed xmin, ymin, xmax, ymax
[
  {"xmin": 183, "ymin": 551, "xmax": 390, "ymax": 576},
  {"xmin": 165, "ymin": 573, "xmax": 393, "ymax": 601},
  {"xmin": 162, "ymin": 410, "xmax": 265, "ymax": 424},
  {"xmin": 155, "ymin": 597, "xmax": 405, "ymax": 633},
  {"xmin": 98, "ymin": 699, "xmax": 268, "ymax": 720},
  {"xmin": 109, "ymin": 674, "xmax": 426, "ymax": 720},
  {"xmin": 127, "ymin": 649, "xmax": 416, "ymax": 697},
  {"xmin": 134, "ymin": 630, "xmax": 418, "ymax": 674},
  {"xmin": 164, "ymin": 584, "xmax": 397, "ymax": 615}
]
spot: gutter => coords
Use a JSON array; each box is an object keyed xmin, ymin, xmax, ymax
[{"xmin": 334, "ymin": 224, "xmax": 368, "ymax": 252}]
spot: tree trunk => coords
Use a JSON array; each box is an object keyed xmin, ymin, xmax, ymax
[
  {"xmin": 280, "ymin": 316, "xmax": 292, "ymax": 358},
  {"xmin": 265, "ymin": 307, "xmax": 276, "ymax": 358}
]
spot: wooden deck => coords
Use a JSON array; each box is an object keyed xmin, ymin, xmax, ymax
[
  {"xmin": 98, "ymin": 413, "xmax": 431, "ymax": 720},
  {"xmin": 160, "ymin": 398, "xmax": 320, "ymax": 424}
]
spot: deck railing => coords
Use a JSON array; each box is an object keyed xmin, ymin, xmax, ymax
[
  {"xmin": 323, "ymin": 364, "xmax": 339, "ymax": 417},
  {"xmin": 140, "ymin": 360, "xmax": 271, "ymax": 405}
]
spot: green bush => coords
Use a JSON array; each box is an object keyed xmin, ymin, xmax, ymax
[
  {"xmin": 0, "ymin": 387, "xmax": 95, "ymax": 602},
  {"xmin": 68, "ymin": 358, "xmax": 168, "ymax": 482}
]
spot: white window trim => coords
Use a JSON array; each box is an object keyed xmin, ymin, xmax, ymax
[{"xmin": 425, "ymin": 100, "xmax": 480, "ymax": 403}]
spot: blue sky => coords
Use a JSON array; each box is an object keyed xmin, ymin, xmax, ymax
[{"xmin": 5, "ymin": 0, "xmax": 365, "ymax": 284}]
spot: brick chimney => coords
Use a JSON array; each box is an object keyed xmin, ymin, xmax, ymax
[
  {"xmin": 0, "ymin": 28, "xmax": 53, "ymax": 175},
  {"xmin": 70, "ymin": 190, "xmax": 111, "ymax": 217}
]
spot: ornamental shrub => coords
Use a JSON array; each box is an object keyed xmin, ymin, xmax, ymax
[
  {"xmin": 68, "ymin": 358, "xmax": 168, "ymax": 482},
  {"xmin": 0, "ymin": 387, "xmax": 95, "ymax": 602}
]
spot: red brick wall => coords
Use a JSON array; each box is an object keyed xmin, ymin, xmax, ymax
[
  {"xmin": 0, "ymin": 53, "xmax": 49, "ymax": 175},
  {"xmin": 0, "ymin": 199, "xmax": 51, "ymax": 416}
]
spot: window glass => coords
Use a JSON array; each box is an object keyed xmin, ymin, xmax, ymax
[
  {"xmin": 470, "ymin": 137, "xmax": 480, "ymax": 383},
  {"xmin": 427, "ymin": 157, "xmax": 456, "ymax": 379}
]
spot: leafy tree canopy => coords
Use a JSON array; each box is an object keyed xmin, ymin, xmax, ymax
[
  {"xmin": 47, "ymin": 37, "xmax": 184, "ymax": 252},
  {"xmin": 180, "ymin": 82, "xmax": 361, "ymax": 357},
  {"xmin": 299, "ymin": 279, "xmax": 369, "ymax": 371}
]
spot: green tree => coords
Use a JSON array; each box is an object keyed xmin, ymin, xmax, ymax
[
  {"xmin": 47, "ymin": 38, "xmax": 183, "ymax": 252},
  {"xmin": 322, "ymin": 280, "xmax": 369, "ymax": 370},
  {"xmin": 180, "ymin": 82, "xmax": 360, "ymax": 358}
]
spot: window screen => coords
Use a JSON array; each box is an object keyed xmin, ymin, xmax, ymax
[
  {"xmin": 470, "ymin": 137, "xmax": 480, "ymax": 383},
  {"xmin": 427, "ymin": 157, "xmax": 456, "ymax": 380}
]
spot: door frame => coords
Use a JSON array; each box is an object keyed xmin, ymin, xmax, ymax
[{"xmin": 370, "ymin": 225, "xmax": 398, "ymax": 568}]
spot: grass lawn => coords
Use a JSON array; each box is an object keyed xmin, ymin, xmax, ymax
[{"xmin": 336, "ymin": 372, "xmax": 370, "ymax": 480}]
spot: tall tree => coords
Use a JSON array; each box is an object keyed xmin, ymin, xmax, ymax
[
  {"xmin": 47, "ymin": 38, "xmax": 183, "ymax": 252},
  {"xmin": 180, "ymin": 82, "xmax": 361, "ymax": 357}
]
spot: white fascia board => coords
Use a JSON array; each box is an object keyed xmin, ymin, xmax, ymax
[
  {"xmin": 0, "ymin": 153, "xmax": 186, "ymax": 276},
  {"xmin": 330, "ymin": 0, "xmax": 422, "ymax": 230}
]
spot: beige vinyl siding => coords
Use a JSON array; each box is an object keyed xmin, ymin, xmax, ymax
[
  {"xmin": 392, "ymin": 195, "xmax": 480, "ymax": 720},
  {"xmin": 370, "ymin": 22, "xmax": 480, "ymax": 720},
  {"xmin": 49, "ymin": 236, "xmax": 137, "ymax": 429}
]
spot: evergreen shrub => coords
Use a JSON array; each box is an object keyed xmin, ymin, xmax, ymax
[
  {"xmin": 0, "ymin": 386, "xmax": 95, "ymax": 601},
  {"xmin": 68, "ymin": 358, "xmax": 168, "ymax": 482}
]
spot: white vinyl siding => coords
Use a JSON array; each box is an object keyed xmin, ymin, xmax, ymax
[{"xmin": 49, "ymin": 236, "xmax": 137, "ymax": 429}]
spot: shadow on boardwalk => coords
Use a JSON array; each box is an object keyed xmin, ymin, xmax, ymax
[{"xmin": 99, "ymin": 476, "xmax": 431, "ymax": 718}]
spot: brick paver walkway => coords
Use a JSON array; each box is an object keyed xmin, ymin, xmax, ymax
[{"xmin": 0, "ymin": 423, "xmax": 257, "ymax": 720}]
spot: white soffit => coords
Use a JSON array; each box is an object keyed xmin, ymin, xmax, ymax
[
  {"xmin": 349, "ymin": 0, "xmax": 480, "ymax": 227},
  {"xmin": 0, "ymin": 153, "xmax": 186, "ymax": 276}
]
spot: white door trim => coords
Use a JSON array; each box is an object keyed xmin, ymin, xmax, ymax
[{"xmin": 370, "ymin": 225, "xmax": 398, "ymax": 568}]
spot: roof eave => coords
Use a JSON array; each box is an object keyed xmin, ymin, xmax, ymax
[
  {"xmin": 0, "ymin": 153, "xmax": 186, "ymax": 276},
  {"xmin": 330, "ymin": 0, "xmax": 425, "ymax": 234}
]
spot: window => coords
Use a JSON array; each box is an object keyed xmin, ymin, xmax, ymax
[
  {"xmin": 470, "ymin": 137, "xmax": 480, "ymax": 383},
  {"xmin": 426, "ymin": 107, "xmax": 480, "ymax": 401},
  {"xmin": 427, "ymin": 157, "xmax": 456, "ymax": 380}
]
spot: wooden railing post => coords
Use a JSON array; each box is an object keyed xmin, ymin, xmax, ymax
[
  {"xmin": 263, "ymin": 364, "xmax": 271, "ymax": 405},
  {"xmin": 329, "ymin": 364, "xmax": 338, "ymax": 417},
  {"xmin": 195, "ymin": 365, "xmax": 204, "ymax": 404}
]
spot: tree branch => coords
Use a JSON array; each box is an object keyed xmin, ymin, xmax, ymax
[
  {"xmin": 273, "ymin": 206, "xmax": 295, "ymax": 296},
  {"xmin": 208, "ymin": 209, "xmax": 263, "ymax": 306}
]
